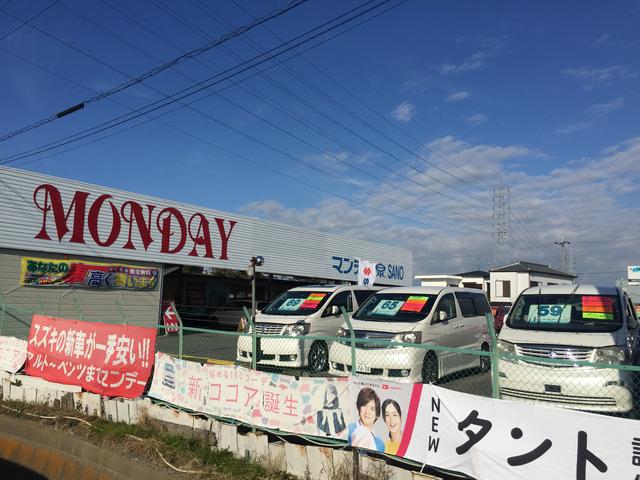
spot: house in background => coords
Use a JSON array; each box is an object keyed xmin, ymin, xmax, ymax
[
  {"xmin": 415, "ymin": 271, "xmax": 490, "ymax": 294},
  {"xmin": 489, "ymin": 261, "xmax": 576, "ymax": 304}
]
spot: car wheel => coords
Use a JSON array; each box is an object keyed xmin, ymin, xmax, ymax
[
  {"xmin": 308, "ymin": 341, "xmax": 329, "ymax": 373},
  {"xmin": 421, "ymin": 353, "xmax": 438, "ymax": 384},
  {"xmin": 480, "ymin": 342, "xmax": 491, "ymax": 373}
]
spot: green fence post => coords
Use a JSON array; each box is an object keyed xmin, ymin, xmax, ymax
[
  {"xmin": 243, "ymin": 306, "xmax": 256, "ymax": 370},
  {"xmin": 169, "ymin": 302, "xmax": 183, "ymax": 359},
  {"xmin": 341, "ymin": 306, "xmax": 356, "ymax": 374},
  {"xmin": 485, "ymin": 313, "xmax": 500, "ymax": 399},
  {"xmin": 115, "ymin": 301, "xmax": 128, "ymax": 324},
  {"xmin": 37, "ymin": 295, "xmax": 48, "ymax": 316},
  {"xmin": 73, "ymin": 298, "xmax": 84, "ymax": 320},
  {"xmin": 0, "ymin": 301, "xmax": 5, "ymax": 336}
]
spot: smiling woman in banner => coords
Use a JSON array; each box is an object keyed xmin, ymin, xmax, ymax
[
  {"xmin": 382, "ymin": 399, "xmax": 403, "ymax": 455},
  {"xmin": 348, "ymin": 387, "xmax": 385, "ymax": 452}
]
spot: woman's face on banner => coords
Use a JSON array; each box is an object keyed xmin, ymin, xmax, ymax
[
  {"xmin": 383, "ymin": 403, "xmax": 401, "ymax": 433},
  {"xmin": 359, "ymin": 399, "xmax": 377, "ymax": 428}
]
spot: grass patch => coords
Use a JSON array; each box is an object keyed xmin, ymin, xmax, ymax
[{"xmin": 1, "ymin": 399, "xmax": 295, "ymax": 479}]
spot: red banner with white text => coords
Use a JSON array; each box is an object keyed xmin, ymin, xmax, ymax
[{"xmin": 26, "ymin": 315, "xmax": 156, "ymax": 398}]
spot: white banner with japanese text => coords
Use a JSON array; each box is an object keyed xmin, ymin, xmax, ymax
[
  {"xmin": 0, "ymin": 336, "xmax": 27, "ymax": 373},
  {"xmin": 401, "ymin": 385, "xmax": 639, "ymax": 480},
  {"xmin": 148, "ymin": 352, "xmax": 349, "ymax": 438}
]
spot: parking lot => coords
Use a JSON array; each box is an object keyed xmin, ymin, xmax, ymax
[{"xmin": 155, "ymin": 330, "xmax": 493, "ymax": 398}]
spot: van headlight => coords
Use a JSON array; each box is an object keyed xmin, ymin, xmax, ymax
[
  {"xmin": 282, "ymin": 323, "xmax": 310, "ymax": 336},
  {"xmin": 594, "ymin": 347, "xmax": 627, "ymax": 364},
  {"xmin": 392, "ymin": 332, "xmax": 422, "ymax": 344},
  {"xmin": 497, "ymin": 340, "xmax": 515, "ymax": 354},
  {"xmin": 336, "ymin": 327, "xmax": 349, "ymax": 337}
]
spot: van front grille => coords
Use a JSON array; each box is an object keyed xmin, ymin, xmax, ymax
[
  {"xmin": 515, "ymin": 344, "xmax": 594, "ymax": 366},
  {"xmin": 254, "ymin": 323, "xmax": 284, "ymax": 335}
]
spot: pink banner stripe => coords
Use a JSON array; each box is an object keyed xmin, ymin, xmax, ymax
[{"xmin": 396, "ymin": 383, "xmax": 423, "ymax": 457}]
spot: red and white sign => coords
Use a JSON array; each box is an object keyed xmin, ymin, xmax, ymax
[
  {"xmin": 0, "ymin": 336, "xmax": 28, "ymax": 373},
  {"xmin": 357, "ymin": 258, "xmax": 378, "ymax": 286},
  {"xmin": 162, "ymin": 304, "xmax": 181, "ymax": 334},
  {"xmin": 26, "ymin": 315, "xmax": 156, "ymax": 398}
]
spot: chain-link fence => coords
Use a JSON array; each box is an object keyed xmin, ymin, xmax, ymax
[{"xmin": 3, "ymin": 297, "xmax": 640, "ymax": 419}]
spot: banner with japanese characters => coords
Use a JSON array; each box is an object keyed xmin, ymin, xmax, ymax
[
  {"xmin": 400, "ymin": 385, "xmax": 640, "ymax": 480},
  {"xmin": 0, "ymin": 336, "xmax": 28, "ymax": 373},
  {"xmin": 149, "ymin": 353, "xmax": 349, "ymax": 438},
  {"xmin": 20, "ymin": 257, "xmax": 159, "ymax": 290},
  {"xmin": 26, "ymin": 315, "xmax": 155, "ymax": 398}
]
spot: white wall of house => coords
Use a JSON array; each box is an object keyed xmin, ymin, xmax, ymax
[
  {"xmin": 460, "ymin": 275, "xmax": 489, "ymax": 294},
  {"xmin": 415, "ymin": 275, "xmax": 462, "ymax": 287},
  {"xmin": 490, "ymin": 271, "xmax": 573, "ymax": 303}
]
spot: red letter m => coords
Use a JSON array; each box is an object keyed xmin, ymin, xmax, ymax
[{"xmin": 33, "ymin": 184, "xmax": 89, "ymax": 243}]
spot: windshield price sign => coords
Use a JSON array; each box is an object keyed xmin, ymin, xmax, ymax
[
  {"xmin": 372, "ymin": 300, "xmax": 405, "ymax": 316},
  {"xmin": 527, "ymin": 304, "xmax": 571, "ymax": 323}
]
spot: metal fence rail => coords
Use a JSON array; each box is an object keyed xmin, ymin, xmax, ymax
[{"xmin": 3, "ymin": 298, "xmax": 640, "ymax": 419}]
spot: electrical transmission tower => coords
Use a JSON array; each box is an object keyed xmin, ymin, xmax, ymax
[
  {"xmin": 493, "ymin": 183, "xmax": 511, "ymax": 267},
  {"xmin": 554, "ymin": 235, "xmax": 574, "ymax": 274}
]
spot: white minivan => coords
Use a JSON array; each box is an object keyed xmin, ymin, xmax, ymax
[
  {"xmin": 498, "ymin": 284, "xmax": 639, "ymax": 413},
  {"xmin": 328, "ymin": 286, "xmax": 491, "ymax": 383},
  {"xmin": 236, "ymin": 285, "xmax": 380, "ymax": 372}
]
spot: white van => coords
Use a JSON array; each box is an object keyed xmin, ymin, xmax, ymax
[
  {"xmin": 328, "ymin": 286, "xmax": 491, "ymax": 383},
  {"xmin": 236, "ymin": 285, "xmax": 380, "ymax": 372},
  {"xmin": 498, "ymin": 284, "xmax": 639, "ymax": 413}
]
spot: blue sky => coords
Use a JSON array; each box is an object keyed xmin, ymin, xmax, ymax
[{"xmin": 1, "ymin": 0, "xmax": 639, "ymax": 283}]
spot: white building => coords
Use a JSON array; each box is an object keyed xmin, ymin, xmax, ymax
[
  {"xmin": 0, "ymin": 167, "xmax": 412, "ymax": 335},
  {"xmin": 489, "ymin": 261, "xmax": 576, "ymax": 304},
  {"xmin": 415, "ymin": 270, "xmax": 489, "ymax": 293}
]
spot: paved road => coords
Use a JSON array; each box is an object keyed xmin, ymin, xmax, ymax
[{"xmin": 156, "ymin": 331, "xmax": 493, "ymax": 397}]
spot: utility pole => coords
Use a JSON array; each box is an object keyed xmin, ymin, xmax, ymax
[
  {"xmin": 554, "ymin": 236, "xmax": 573, "ymax": 274},
  {"xmin": 493, "ymin": 184, "xmax": 511, "ymax": 267}
]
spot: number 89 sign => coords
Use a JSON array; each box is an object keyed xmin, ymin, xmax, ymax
[{"xmin": 371, "ymin": 299, "xmax": 405, "ymax": 316}]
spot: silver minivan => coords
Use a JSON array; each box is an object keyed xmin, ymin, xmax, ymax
[
  {"xmin": 236, "ymin": 285, "xmax": 380, "ymax": 372},
  {"xmin": 498, "ymin": 284, "xmax": 639, "ymax": 413},
  {"xmin": 328, "ymin": 286, "xmax": 491, "ymax": 383}
]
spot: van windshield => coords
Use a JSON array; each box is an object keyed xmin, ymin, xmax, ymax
[
  {"xmin": 507, "ymin": 294, "xmax": 623, "ymax": 333},
  {"xmin": 262, "ymin": 291, "xmax": 331, "ymax": 316},
  {"xmin": 352, "ymin": 293, "xmax": 437, "ymax": 322}
]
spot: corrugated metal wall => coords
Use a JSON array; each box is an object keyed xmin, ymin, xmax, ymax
[
  {"xmin": 0, "ymin": 167, "xmax": 412, "ymax": 285},
  {"xmin": 0, "ymin": 247, "xmax": 162, "ymax": 338}
]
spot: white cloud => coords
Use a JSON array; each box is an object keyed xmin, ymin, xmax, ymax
[
  {"xmin": 464, "ymin": 113, "xmax": 488, "ymax": 126},
  {"xmin": 240, "ymin": 136, "xmax": 640, "ymax": 284},
  {"xmin": 440, "ymin": 52, "xmax": 489, "ymax": 75},
  {"xmin": 446, "ymin": 91, "xmax": 470, "ymax": 102},
  {"xmin": 586, "ymin": 97, "xmax": 624, "ymax": 116},
  {"xmin": 557, "ymin": 97, "xmax": 624, "ymax": 135},
  {"xmin": 562, "ymin": 66, "xmax": 638, "ymax": 90},
  {"xmin": 556, "ymin": 121, "xmax": 592, "ymax": 135},
  {"xmin": 593, "ymin": 34, "xmax": 610, "ymax": 46},
  {"xmin": 390, "ymin": 101, "xmax": 416, "ymax": 122}
]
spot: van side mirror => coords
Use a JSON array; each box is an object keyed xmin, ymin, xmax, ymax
[
  {"xmin": 438, "ymin": 310, "xmax": 448, "ymax": 322},
  {"xmin": 328, "ymin": 305, "xmax": 340, "ymax": 316}
]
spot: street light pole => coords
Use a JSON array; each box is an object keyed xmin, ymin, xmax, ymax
[{"xmin": 248, "ymin": 256, "xmax": 265, "ymax": 317}]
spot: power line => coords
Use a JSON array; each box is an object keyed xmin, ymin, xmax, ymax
[
  {"xmin": 0, "ymin": 0, "xmax": 310, "ymax": 142},
  {"xmin": 144, "ymin": 0, "xmax": 489, "ymax": 225},
  {"xmin": 4, "ymin": 1, "xmax": 470, "ymax": 235},
  {"xmin": 0, "ymin": 0, "xmax": 401, "ymax": 166},
  {"xmin": 0, "ymin": 0, "xmax": 59, "ymax": 41}
]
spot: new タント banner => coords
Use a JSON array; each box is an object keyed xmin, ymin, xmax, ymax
[
  {"xmin": 149, "ymin": 352, "xmax": 349, "ymax": 438},
  {"xmin": 345, "ymin": 378, "xmax": 640, "ymax": 479},
  {"xmin": 26, "ymin": 315, "xmax": 156, "ymax": 398},
  {"xmin": 20, "ymin": 257, "xmax": 158, "ymax": 290}
]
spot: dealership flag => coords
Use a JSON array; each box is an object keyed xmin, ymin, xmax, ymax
[{"xmin": 357, "ymin": 259, "xmax": 377, "ymax": 286}]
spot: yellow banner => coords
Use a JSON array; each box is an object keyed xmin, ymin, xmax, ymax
[{"xmin": 20, "ymin": 257, "xmax": 158, "ymax": 290}]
